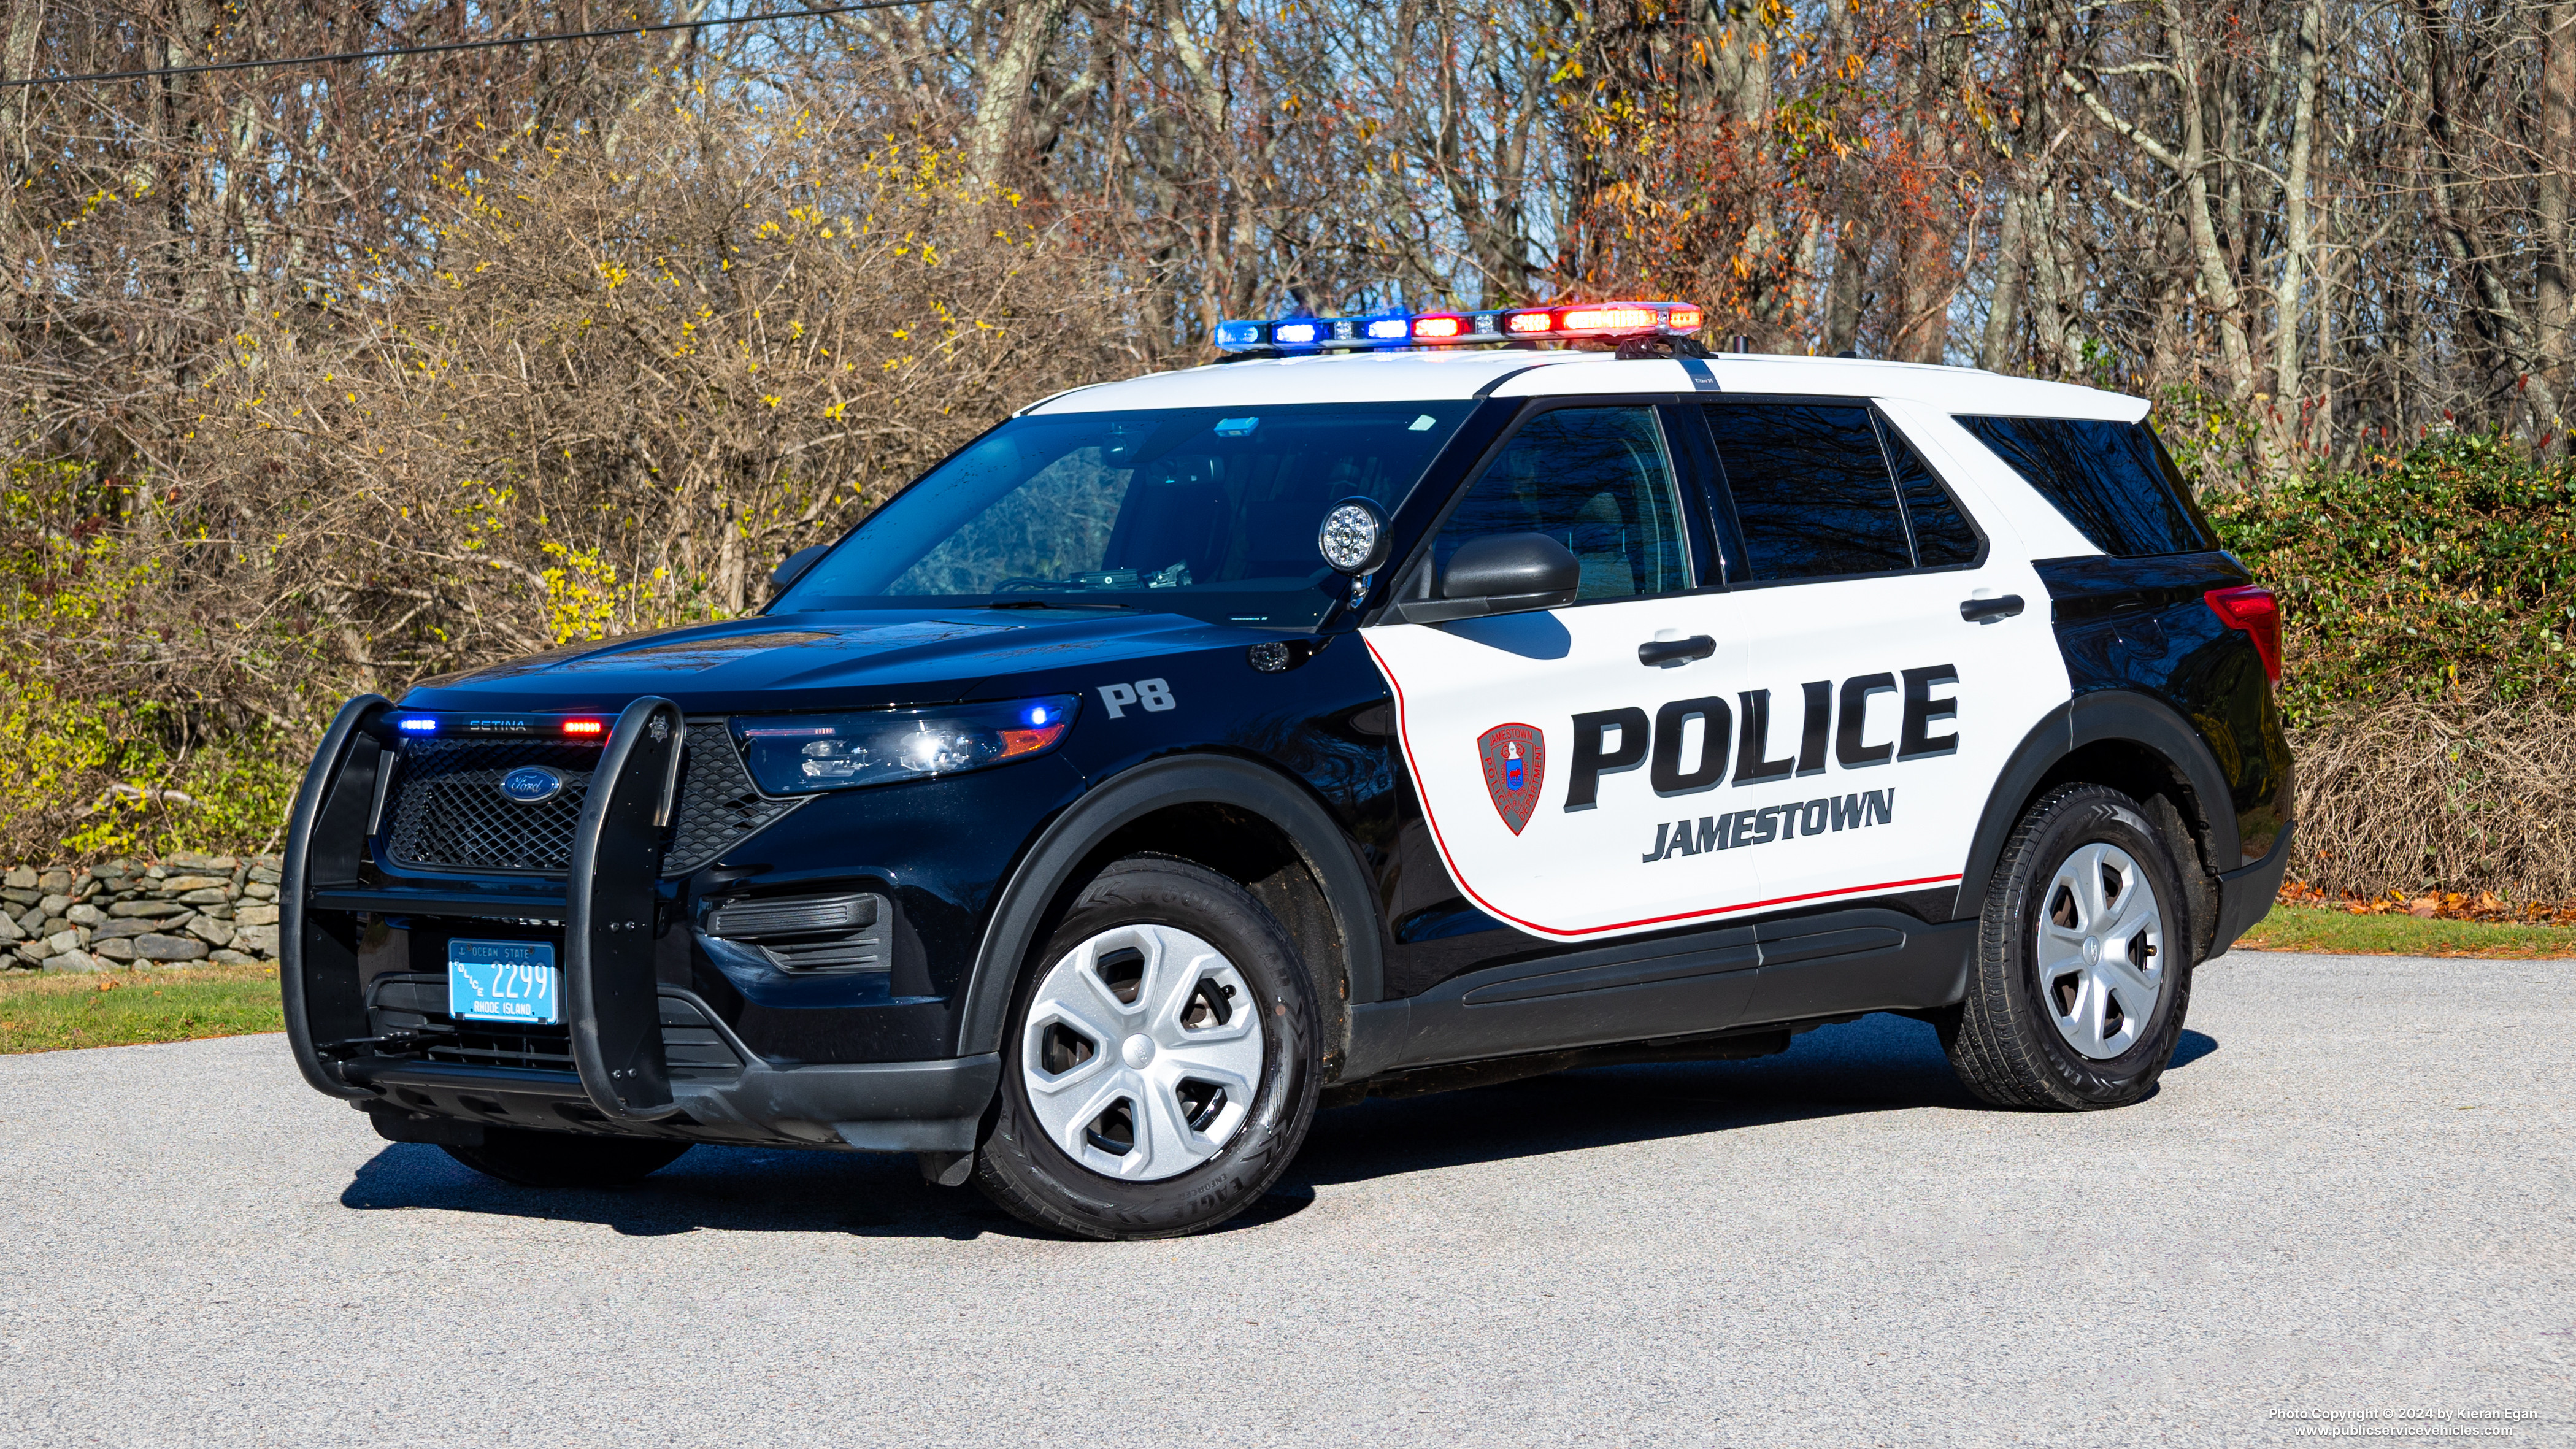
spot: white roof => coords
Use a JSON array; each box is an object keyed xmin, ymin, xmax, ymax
[{"xmin": 1024, "ymin": 348, "xmax": 2147, "ymax": 422}]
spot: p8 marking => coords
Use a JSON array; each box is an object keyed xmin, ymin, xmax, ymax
[{"xmin": 1097, "ymin": 678, "xmax": 1176, "ymax": 718}]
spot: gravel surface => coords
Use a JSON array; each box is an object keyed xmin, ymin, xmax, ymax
[{"xmin": 0, "ymin": 950, "xmax": 2567, "ymax": 1448}]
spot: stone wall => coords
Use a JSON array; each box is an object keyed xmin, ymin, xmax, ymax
[{"xmin": 2, "ymin": 852, "xmax": 283, "ymax": 972}]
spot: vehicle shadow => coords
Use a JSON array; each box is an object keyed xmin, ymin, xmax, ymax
[{"xmin": 334, "ymin": 1014, "xmax": 2218, "ymax": 1241}]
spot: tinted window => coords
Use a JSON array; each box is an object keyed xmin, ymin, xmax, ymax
[
  {"xmin": 1431, "ymin": 408, "xmax": 1688, "ymax": 600},
  {"xmin": 1877, "ymin": 418, "xmax": 1982, "ymax": 567},
  {"xmin": 1953, "ymin": 416, "xmax": 2217, "ymax": 558},
  {"xmin": 1704, "ymin": 404, "xmax": 1911, "ymax": 581}
]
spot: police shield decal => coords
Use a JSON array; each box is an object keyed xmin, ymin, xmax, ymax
[{"xmin": 1476, "ymin": 723, "xmax": 1545, "ymax": 836}]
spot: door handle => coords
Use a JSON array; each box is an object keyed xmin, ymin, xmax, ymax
[
  {"xmin": 1638, "ymin": 635, "xmax": 1717, "ymax": 666},
  {"xmin": 1959, "ymin": 594, "xmax": 2025, "ymax": 624}
]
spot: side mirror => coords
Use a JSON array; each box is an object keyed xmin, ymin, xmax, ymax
[
  {"xmin": 1441, "ymin": 532, "xmax": 1580, "ymax": 609},
  {"xmin": 772, "ymin": 544, "xmax": 828, "ymax": 591},
  {"xmin": 1386, "ymin": 532, "xmax": 1580, "ymax": 623}
]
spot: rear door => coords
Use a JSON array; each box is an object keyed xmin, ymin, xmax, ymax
[{"xmin": 1685, "ymin": 400, "xmax": 2067, "ymax": 913}]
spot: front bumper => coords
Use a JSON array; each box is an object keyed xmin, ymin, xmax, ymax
[
  {"xmin": 355, "ymin": 1048, "xmax": 1001, "ymax": 1152},
  {"xmin": 282, "ymin": 694, "xmax": 998, "ymax": 1153}
]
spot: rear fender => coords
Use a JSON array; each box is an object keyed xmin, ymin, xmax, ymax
[{"xmin": 1958, "ymin": 690, "xmax": 2239, "ymax": 924}]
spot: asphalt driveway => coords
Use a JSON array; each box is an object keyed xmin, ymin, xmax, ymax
[{"xmin": 0, "ymin": 950, "xmax": 2566, "ymax": 1447}]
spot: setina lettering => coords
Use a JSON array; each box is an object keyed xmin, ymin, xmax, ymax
[{"xmin": 1642, "ymin": 790, "xmax": 1896, "ymax": 863}]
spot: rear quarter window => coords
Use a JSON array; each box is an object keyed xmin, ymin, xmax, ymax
[{"xmin": 1953, "ymin": 416, "xmax": 2217, "ymax": 558}]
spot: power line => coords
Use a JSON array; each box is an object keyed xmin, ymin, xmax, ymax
[{"xmin": 0, "ymin": 0, "xmax": 933, "ymax": 90}]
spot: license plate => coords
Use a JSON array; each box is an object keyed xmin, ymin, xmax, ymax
[{"xmin": 447, "ymin": 940, "xmax": 561, "ymax": 1025}]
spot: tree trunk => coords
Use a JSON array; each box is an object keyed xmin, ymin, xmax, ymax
[
  {"xmin": 2539, "ymin": 1, "xmax": 2575, "ymax": 442},
  {"xmin": 2271, "ymin": 0, "xmax": 2322, "ymax": 471},
  {"xmin": 966, "ymin": 0, "xmax": 1072, "ymax": 182},
  {"xmin": 1825, "ymin": 221, "xmax": 1870, "ymax": 355}
]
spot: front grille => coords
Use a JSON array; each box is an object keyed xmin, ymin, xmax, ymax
[
  {"xmin": 386, "ymin": 740, "xmax": 598, "ymax": 873},
  {"xmin": 383, "ymin": 721, "xmax": 801, "ymax": 877},
  {"xmin": 666, "ymin": 723, "xmax": 802, "ymax": 876},
  {"xmin": 367, "ymin": 975, "xmax": 745, "ymax": 1075},
  {"xmin": 443, "ymin": 1021, "xmax": 577, "ymax": 1072}
]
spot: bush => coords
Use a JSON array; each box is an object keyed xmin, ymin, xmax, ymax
[
  {"xmin": 2212, "ymin": 435, "xmax": 2576, "ymax": 897},
  {"xmin": 2208, "ymin": 433, "xmax": 2576, "ymax": 724},
  {"xmin": 0, "ymin": 99, "xmax": 1123, "ymax": 861}
]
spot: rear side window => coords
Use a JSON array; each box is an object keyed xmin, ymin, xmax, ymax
[
  {"xmin": 1876, "ymin": 418, "xmax": 1982, "ymax": 567},
  {"xmin": 1702, "ymin": 404, "xmax": 1912, "ymax": 580},
  {"xmin": 1953, "ymin": 416, "xmax": 2217, "ymax": 558}
]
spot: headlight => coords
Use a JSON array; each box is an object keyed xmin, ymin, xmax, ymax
[{"xmin": 733, "ymin": 696, "xmax": 1078, "ymax": 795}]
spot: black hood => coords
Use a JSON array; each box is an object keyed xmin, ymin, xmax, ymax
[{"xmin": 395, "ymin": 607, "xmax": 1245, "ymax": 715}]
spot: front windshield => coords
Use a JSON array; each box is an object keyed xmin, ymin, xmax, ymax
[{"xmin": 774, "ymin": 401, "xmax": 1475, "ymax": 627}]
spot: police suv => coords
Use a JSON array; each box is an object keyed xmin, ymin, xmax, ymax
[{"xmin": 280, "ymin": 301, "xmax": 2293, "ymax": 1239}]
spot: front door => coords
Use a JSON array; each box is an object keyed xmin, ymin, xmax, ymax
[{"xmin": 1361, "ymin": 402, "xmax": 1759, "ymax": 942}]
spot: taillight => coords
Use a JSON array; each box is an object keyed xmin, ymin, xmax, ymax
[{"xmin": 2205, "ymin": 585, "xmax": 2282, "ymax": 683}]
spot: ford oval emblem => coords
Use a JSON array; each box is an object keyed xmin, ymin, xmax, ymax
[{"xmin": 497, "ymin": 765, "xmax": 567, "ymax": 805}]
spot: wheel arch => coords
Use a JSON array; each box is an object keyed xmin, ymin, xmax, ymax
[
  {"xmin": 1959, "ymin": 691, "xmax": 2239, "ymax": 947},
  {"xmin": 956, "ymin": 753, "xmax": 1384, "ymax": 1080}
]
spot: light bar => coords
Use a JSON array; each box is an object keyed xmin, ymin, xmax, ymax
[
  {"xmin": 1213, "ymin": 300, "xmax": 1702, "ymax": 353},
  {"xmin": 561, "ymin": 718, "xmax": 606, "ymax": 736},
  {"xmin": 395, "ymin": 716, "xmax": 439, "ymax": 734}
]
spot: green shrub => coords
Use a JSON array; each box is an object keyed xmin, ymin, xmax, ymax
[
  {"xmin": 2207, "ymin": 434, "xmax": 2576, "ymax": 726},
  {"xmin": 0, "ymin": 462, "xmax": 313, "ymax": 861}
]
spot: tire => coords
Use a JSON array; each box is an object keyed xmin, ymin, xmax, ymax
[
  {"xmin": 1941, "ymin": 783, "xmax": 2198, "ymax": 1110},
  {"xmin": 974, "ymin": 857, "xmax": 1320, "ymax": 1240},
  {"xmin": 443, "ymin": 1128, "xmax": 691, "ymax": 1188}
]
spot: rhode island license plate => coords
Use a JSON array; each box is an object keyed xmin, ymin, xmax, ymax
[{"xmin": 447, "ymin": 939, "xmax": 561, "ymax": 1026}]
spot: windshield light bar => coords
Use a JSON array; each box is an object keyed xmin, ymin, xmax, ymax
[{"xmin": 1213, "ymin": 301, "xmax": 1702, "ymax": 353}]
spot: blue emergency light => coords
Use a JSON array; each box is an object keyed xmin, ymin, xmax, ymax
[{"xmin": 1212, "ymin": 300, "xmax": 1704, "ymax": 353}]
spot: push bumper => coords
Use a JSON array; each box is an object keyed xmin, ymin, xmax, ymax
[{"xmin": 282, "ymin": 694, "xmax": 997, "ymax": 1153}]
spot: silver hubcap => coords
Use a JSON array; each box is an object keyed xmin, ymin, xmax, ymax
[
  {"xmin": 2037, "ymin": 842, "xmax": 2166, "ymax": 1060},
  {"xmin": 1019, "ymin": 923, "xmax": 1266, "ymax": 1181}
]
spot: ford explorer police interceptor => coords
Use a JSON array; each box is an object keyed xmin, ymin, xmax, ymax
[{"xmin": 279, "ymin": 301, "xmax": 2294, "ymax": 1239}]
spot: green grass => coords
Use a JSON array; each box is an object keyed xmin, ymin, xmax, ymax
[
  {"xmin": 0, "ymin": 963, "xmax": 283, "ymax": 1053},
  {"xmin": 2236, "ymin": 904, "xmax": 2576, "ymax": 958}
]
